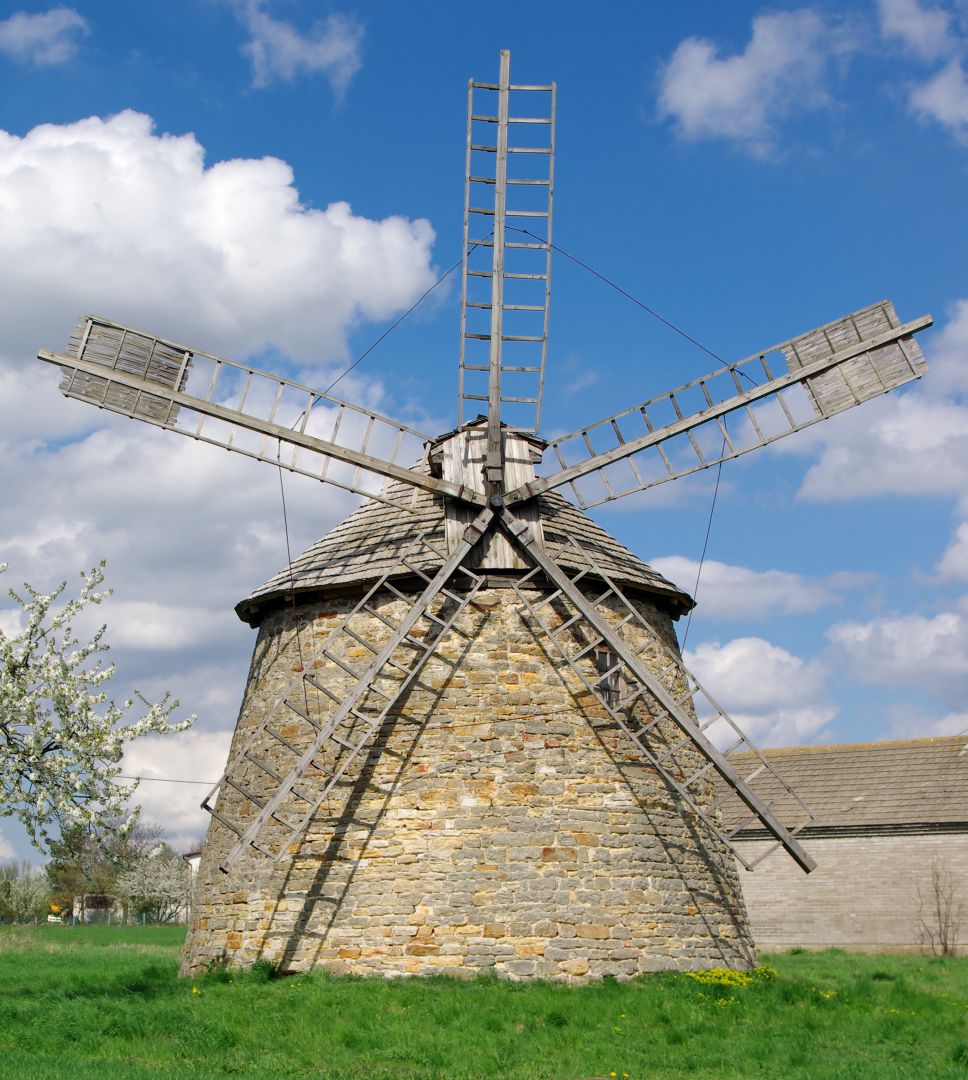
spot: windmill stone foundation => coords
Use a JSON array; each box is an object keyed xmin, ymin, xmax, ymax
[{"xmin": 180, "ymin": 440, "xmax": 755, "ymax": 978}]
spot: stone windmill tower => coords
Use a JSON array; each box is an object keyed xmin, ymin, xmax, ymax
[{"xmin": 39, "ymin": 53, "xmax": 931, "ymax": 980}]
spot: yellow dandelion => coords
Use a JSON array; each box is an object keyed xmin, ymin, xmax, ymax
[{"xmin": 191, "ymin": 987, "xmax": 200, "ymax": 994}]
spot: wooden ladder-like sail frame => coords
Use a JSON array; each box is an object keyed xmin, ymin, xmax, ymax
[{"xmin": 458, "ymin": 49, "xmax": 556, "ymax": 469}]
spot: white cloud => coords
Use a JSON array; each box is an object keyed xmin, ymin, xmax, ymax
[
  {"xmin": 0, "ymin": 7, "xmax": 88, "ymax": 65},
  {"xmin": 797, "ymin": 393, "xmax": 968, "ymax": 501},
  {"xmin": 880, "ymin": 703, "xmax": 968, "ymax": 738},
  {"xmin": 0, "ymin": 609, "xmax": 24, "ymax": 638},
  {"xmin": 563, "ymin": 371, "xmax": 598, "ymax": 396},
  {"xmin": 877, "ymin": 0, "xmax": 955, "ymax": 61},
  {"xmin": 656, "ymin": 10, "xmax": 850, "ymax": 155},
  {"xmin": 789, "ymin": 300, "xmax": 968, "ymax": 581},
  {"xmin": 827, "ymin": 604, "xmax": 968, "ymax": 709},
  {"xmin": 0, "ymin": 411, "xmax": 358, "ymax": 693},
  {"xmin": 0, "ymin": 110, "xmax": 435, "ymax": 364},
  {"xmin": 0, "ymin": 111, "xmax": 439, "ymax": 856},
  {"xmin": 123, "ymin": 729, "xmax": 233, "ymax": 852},
  {"xmin": 650, "ymin": 555, "xmax": 868, "ymax": 619},
  {"xmin": 927, "ymin": 711, "xmax": 968, "ymax": 735},
  {"xmin": 685, "ymin": 636, "xmax": 835, "ymax": 746},
  {"xmin": 235, "ymin": 2, "xmax": 363, "ymax": 94},
  {"xmin": 0, "ymin": 829, "xmax": 15, "ymax": 860},
  {"xmin": 939, "ymin": 521, "xmax": 968, "ymax": 580},
  {"xmin": 876, "ymin": 1, "xmax": 968, "ymax": 142},
  {"xmin": 918, "ymin": 296, "xmax": 968, "ymax": 398},
  {"xmin": 83, "ymin": 601, "xmax": 228, "ymax": 652},
  {"xmin": 910, "ymin": 58, "xmax": 968, "ymax": 139}
]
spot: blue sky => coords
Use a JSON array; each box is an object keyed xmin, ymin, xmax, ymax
[{"xmin": 1, "ymin": 0, "xmax": 966, "ymax": 860}]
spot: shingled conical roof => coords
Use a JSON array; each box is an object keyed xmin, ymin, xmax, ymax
[{"xmin": 236, "ymin": 472, "xmax": 692, "ymax": 627}]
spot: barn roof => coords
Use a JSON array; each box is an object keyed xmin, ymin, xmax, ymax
[
  {"xmin": 729, "ymin": 736, "xmax": 968, "ymax": 834},
  {"xmin": 236, "ymin": 478, "xmax": 692, "ymax": 627}
]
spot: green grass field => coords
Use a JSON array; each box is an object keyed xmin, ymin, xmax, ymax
[{"xmin": 0, "ymin": 925, "xmax": 965, "ymax": 1079}]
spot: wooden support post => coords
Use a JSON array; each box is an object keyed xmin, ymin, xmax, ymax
[{"xmin": 485, "ymin": 50, "xmax": 510, "ymax": 494}]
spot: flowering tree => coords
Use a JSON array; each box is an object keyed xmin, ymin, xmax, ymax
[
  {"xmin": 0, "ymin": 562, "xmax": 193, "ymax": 852},
  {"xmin": 116, "ymin": 843, "xmax": 192, "ymax": 923},
  {"xmin": 46, "ymin": 815, "xmax": 163, "ymax": 917},
  {"xmin": 0, "ymin": 861, "xmax": 51, "ymax": 922}
]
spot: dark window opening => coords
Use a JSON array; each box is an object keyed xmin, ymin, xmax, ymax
[{"xmin": 595, "ymin": 648, "xmax": 621, "ymax": 709}]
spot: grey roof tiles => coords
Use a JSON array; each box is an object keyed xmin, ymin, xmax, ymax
[
  {"xmin": 236, "ymin": 483, "xmax": 692, "ymax": 625},
  {"xmin": 728, "ymin": 736, "xmax": 968, "ymax": 832}
]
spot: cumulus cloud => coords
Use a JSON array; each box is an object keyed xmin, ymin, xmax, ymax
[
  {"xmin": 827, "ymin": 603, "xmax": 968, "ymax": 709},
  {"xmin": 123, "ymin": 729, "xmax": 234, "ymax": 852},
  {"xmin": 939, "ymin": 521, "xmax": 968, "ymax": 580},
  {"xmin": 796, "ymin": 393, "xmax": 968, "ymax": 502},
  {"xmin": 650, "ymin": 555, "xmax": 868, "ymax": 619},
  {"xmin": 0, "ymin": 6, "xmax": 88, "ymax": 65},
  {"xmin": 0, "ymin": 829, "xmax": 14, "ymax": 860},
  {"xmin": 685, "ymin": 636, "xmax": 836, "ymax": 746},
  {"xmin": 880, "ymin": 703, "xmax": 968, "ymax": 738},
  {"xmin": 877, "ymin": 0, "xmax": 968, "ymax": 142},
  {"xmin": 0, "ymin": 111, "xmax": 439, "ymax": 857},
  {"xmin": 910, "ymin": 59, "xmax": 968, "ymax": 140},
  {"xmin": 0, "ymin": 110, "xmax": 435, "ymax": 364},
  {"xmin": 790, "ymin": 300, "xmax": 968, "ymax": 580},
  {"xmin": 656, "ymin": 9, "xmax": 851, "ymax": 156},
  {"xmin": 234, "ymin": 2, "xmax": 363, "ymax": 94},
  {"xmin": 877, "ymin": 0, "xmax": 955, "ymax": 61}
]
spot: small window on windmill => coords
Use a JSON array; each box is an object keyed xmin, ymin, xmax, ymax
[{"xmin": 595, "ymin": 648, "xmax": 621, "ymax": 709}]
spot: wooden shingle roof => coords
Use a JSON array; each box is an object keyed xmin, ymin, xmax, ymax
[
  {"xmin": 236, "ymin": 479, "xmax": 692, "ymax": 626},
  {"xmin": 729, "ymin": 736, "xmax": 968, "ymax": 834}
]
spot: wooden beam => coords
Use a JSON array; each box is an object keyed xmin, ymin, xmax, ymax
[
  {"xmin": 504, "ymin": 314, "xmax": 932, "ymax": 507},
  {"xmin": 39, "ymin": 349, "xmax": 487, "ymax": 507},
  {"xmin": 485, "ymin": 49, "xmax": 511, "ymax": 492},
  {"xmin": 501, "ymin": 510, "xmax": 816, "ymax": 873}
]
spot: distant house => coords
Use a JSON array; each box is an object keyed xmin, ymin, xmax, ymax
[
  {"xmin": 732, "ymin": 736, "xmax": 968, "ymax": 955},
  {"xmin": 182, "ymin": 850, "xmax": 202, "ymax": 918}
]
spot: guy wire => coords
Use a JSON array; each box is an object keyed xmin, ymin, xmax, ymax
[{"xmin": 275, "ymin": 440, "xmax": 310, "ymax": 714}]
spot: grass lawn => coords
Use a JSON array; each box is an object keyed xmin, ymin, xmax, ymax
[{"xmin": 0, "ymin": 925, "xmax": 965, "ymax": 1078}]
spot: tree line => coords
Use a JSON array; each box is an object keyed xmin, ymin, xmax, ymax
[{"xmin": 1, "ymin": 816, "xmax": 194, "ymax": 924}]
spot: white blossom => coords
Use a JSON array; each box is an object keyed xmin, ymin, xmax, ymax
[
  {"xmin": 0, "ymin": 862, "xmax": 51, "ymax": 922},
  {"xmin": 115, "ymin": 843, "xmax": 191, "ymax": 923},
  {"xmin": 0, "ymin": 562, "xmax": 193, "ymax": 851}
]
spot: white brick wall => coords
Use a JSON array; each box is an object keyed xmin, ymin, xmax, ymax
[{"xmin": 736, "ymin": 831, "xmax": 968, "ymax": 954}]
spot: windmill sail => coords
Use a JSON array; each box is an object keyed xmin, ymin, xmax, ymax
[
  {"xmin": 40, "ymin": 315, "xmax": 483, "ymax": 510},
  {"xmin": 458, "ymin": 50, "xmax": 555, "ymax": 443},
  {"xmin": 503, "ymin": 512, "xmax": 816, "ymax": 873},
  {"xmin": 205, "ymin": 506, "xmax": 493, "ymax": 871},
  {"xmin": 506, "ymin": 301, "xmax": 931, "ymax": 510}
]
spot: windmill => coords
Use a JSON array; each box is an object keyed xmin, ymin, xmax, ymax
[{"xmin": 38, "ymin": 52, "xmax": 930, "ymax": 979}]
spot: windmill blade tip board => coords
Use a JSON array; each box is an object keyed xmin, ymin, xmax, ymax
[
  {"xmin": 781, "ymin": 300, "xmax": 932, "ymax": 420},
  {"xmin": 39, "ymin": 314, "xmax": 194, "ymax": 427}
]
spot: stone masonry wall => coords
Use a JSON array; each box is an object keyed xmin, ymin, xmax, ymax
[
  {"xmin": 736, "ymin": 832, "xmax": 968, "ymax": 954},
  {"xmin": 181, "ymin": 585, "xmax": 755, "ymax": 980}
]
